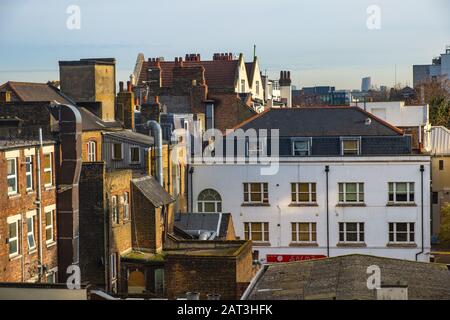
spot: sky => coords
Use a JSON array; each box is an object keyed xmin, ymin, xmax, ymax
[{"xmin": 0, "ymin": 0, "xmax": 449, "ymax": 90}]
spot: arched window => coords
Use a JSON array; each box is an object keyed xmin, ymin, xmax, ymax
[
  {"xmin": 197, "ymin": 189, "xmax": 222, "ymax": 213},
  {"xmin": 87, "ymin": 141, "xmax": 97, "ymax": 161}
]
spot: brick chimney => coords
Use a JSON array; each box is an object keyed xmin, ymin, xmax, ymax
[
  {"xmin": 117, "ymin": 80, "xmax": 135, "ymax": 130},
  {"xmin": 146, "ymin": 58, "xmax": 162, "ymax": 94},
  {"xmin": 279, "ymin": 71, "xmax": 292, "ymax": 108}
]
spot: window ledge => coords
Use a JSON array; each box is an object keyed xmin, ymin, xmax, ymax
[
  {"xmin": 289, "ymin": 203, "xmax": 318, "ymax": 207},
  {"xmin": 26, "ymin": 190, "xmax": 35, "ymax": 195},
  {"xmin": 44, "ymin": 186, "xmax": 55, "ymax": 191},
  {"xmin": 336, "ymin": 242, "xmax": 367, "ymax": 248},
  {"xmin": 386, "ymin": 243, "xmax": 417, "ymax": 248},
  {"xmin": 8, "ymin": 194, "xmax": 21, "ymax": 200},
  {"xmin": 336, "ymin": 203, "xmax": 366, "ymax": 207},
  {"xmin": 386, "ymin": 202, "xmax": 417, "ymax": 207},
  {"xmin": 28, "ymin": 249, "xmax": 37, "ymax": 255},
  {"xmin": 9, "ymin": 254, "xmax": 22, "ymax": 261},
  {"xmin": 46, "ymin": 241, "xmax": 56, "ymax": 249},
  {"xmin": 289, "ymin": 242, "xmax": 319, "ymax": 247},
  {"xmin": 241, "ymin": 203, "xmax": 270, "ymax": 207},
  {"xmin": 251, "ymin": 242, "xmax": 271, "ymax": 247}
]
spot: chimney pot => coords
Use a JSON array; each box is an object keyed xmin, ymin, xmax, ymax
[
  {"xmin": 127, "ymin": 81, "xmax": 132, "ymax": 92},
  {"xmin": 119, "ymin": 81, "xmax": 124, "ymax": 92}
]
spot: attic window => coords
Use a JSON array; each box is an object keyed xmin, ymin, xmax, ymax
[{"xmin": 341, "ymin": 138, "xmax": 360, "ymax": 155}]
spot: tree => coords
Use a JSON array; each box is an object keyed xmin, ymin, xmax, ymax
[
  {"xmin": 413, "ymin": 77, "xmax": 450, "ymax": 127},
  {"xmin": 439, "ymin": 204, "xmax": 450, "ymax": 248}
]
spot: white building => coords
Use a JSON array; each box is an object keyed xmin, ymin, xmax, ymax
[{"xmin": 190, "ymin": 107, "xmax": 431, "ymax": 263}]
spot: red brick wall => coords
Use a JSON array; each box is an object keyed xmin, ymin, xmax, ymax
[{"xmin": 0, "ymin": 145, "xmax": 58, "ymax": 282}]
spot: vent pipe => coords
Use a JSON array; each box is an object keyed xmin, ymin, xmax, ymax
[{"xmin": 147, "ymin": 120, "xmax": 163, "ymax": 186}]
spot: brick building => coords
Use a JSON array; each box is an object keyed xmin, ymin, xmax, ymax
[{"xmin": 0, "ymin": 140, "xmax": 58, "ymax": 283}]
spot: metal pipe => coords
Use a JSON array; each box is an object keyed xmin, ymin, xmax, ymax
[
  {"xmin": 325, "ymin": 165, "xmax": 330, "ymax": 258},
  {"xmin": 416, "ymin": 165, "xmax": 425, "ymax": 261},
  {"xmin": 147, "ymin": 120, "xmax": 163, "ymax": 186},
  {"xmin": 36, "ymin": 128, "xmax": 44, "ymax": 281}
]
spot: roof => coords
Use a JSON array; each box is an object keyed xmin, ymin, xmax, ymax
[
  {"xmin": 131, "ymin": 176, "xmax": 174, "ymax": 207},
  {"xmin": 173, "ymin": 212, "xmax": 232, "ymax": 239},
  {"xmin": 245, "ymin": 62, "xmax": 255, "ymax": 84},
  {"xmin": 244, "ymin": 254, "xmax": 450, "ymax": 300},
  {"xmin": 103, "ymin": 129, "xmax": 154, "ymax": 146},
  {"xmin": 0, "ymin": 139, "xmax": 55, "ymax": 151},
  {"xmin": 139, "ymin": 59, "xmax": 239, "ymax": 88},
  {"xmin": 78, "ymin": 107, "xmax": 122, "ymax": 131},
  {"xmin": 0, "ymin": 81, "xmax": 73, "ymax": 105},
  {"xmin": 235, "ymin": 106, "xmax": 404, "ymax": 137}
]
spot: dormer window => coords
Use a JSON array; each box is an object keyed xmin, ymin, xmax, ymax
[
  {"xmin": 341, "ymin": 138, "xmax": 360, "ymax": 155},
  {"xmin": 292, "ymin": 139, "xmax": 311, "ymax": 156}
]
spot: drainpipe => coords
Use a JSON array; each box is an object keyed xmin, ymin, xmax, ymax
[
  {"xmin": 189, "ymin": 167, "xmax": 194, "ymax": 212},
  {"xmin": 416, "ymin": 165, "xmax": 425, "ymax": 261},
  {"xmin": 325, "ymin": 165, "xmax": 330, "ymax": 258},
  {"xmin": 36, "ymin": 128, "xmax": 44, "ymax": 281},
  {"xmin": 147, "ymin": 120, "xmax": 163, "ymax": 186}
]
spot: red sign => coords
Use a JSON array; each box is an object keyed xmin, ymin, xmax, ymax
[{"xmin": 266, "ymin": 254, "xmax": 327, "ymax": 263}]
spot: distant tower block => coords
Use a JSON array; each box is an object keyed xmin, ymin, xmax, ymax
[{"xmin": 361, "ymin": 77, "xmax": 372, "ymax": 92}]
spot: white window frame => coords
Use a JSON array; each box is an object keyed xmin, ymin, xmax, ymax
[
  {"xmin": 27, "ymin": 214, "xmax": 36, "ymax": 251},
  {"xmin": 129, "ymin": 146, "xmax": 141, "ymax": 164},
  {"xmin": 244, "ymin": 222, "xmax": 270, "ymax": 243},
  {"xmin": 45, "ymin": 209, "xmax": 55, "ymax": 245},
  {"xmin": 341, "ymin": 138, "xmax": 361, "ymax": 155},
  {"xmin": 123, "ymin": 192, "xmax": 130, "ymax": 221},
  {"xmin": 291, "ymin": 182, "xmax": 317, "ymax": 203},
  {"xmin": 43, "ymin": 153, "xmax": 53, "ymax": 187},
  {"xmin": 87, "ymin": 141, "xmax": 97, "ymax": 162},
  {"xmin": 7, "ymin": 158, "xmax": 18, "ymax": 195},
  {"xmin": 291, "ymin": 222, "xmax": 317, "ymax": 243},
  {"xmin": 8, "ymin": 218, "xmax": 20, "ymax": 258},
  {"xmin": 25, "ymin": 155, "xmax": 34, "ymax": 191},
  {"xmin": 110, "ymin": 253, "xmax": 117, "ymax": 280},
  {"xmin": 339, "ymin": 222, "xmax": 365, "ymax": 243},
  {"xmin": 197, "ymin": 189, "xmax": 222, "ymax": 213},
  {"xmin": 112, "ymin": 143, "xmax": 123, "ymax": 160},
  {"xmin": 388, "ymin": 182, "xmax": 415, "ymax": 203},
  {"xmin": 292, "ymin": 139, "xmax": 311, "ymax": 156},
  {"xmin": 241, "ymin": 79, "xmax": 246, "ymax": 92},
  {"xmin": 338, "ymin": 182, "xmax": 364, "ymax": 203},
  {"xmin": 243, "ymin": 182, "xmax": 269, "ymax": 204},
  {"xmin": 389, "ymin": 222, "xmax": 415, "ymax": 243},
  {"xmin": 111, "ymin": 195, "xmax": 119, "ymax": 223},
  {"xmin": 246, "ymin": 137, "xmax": 266, "ymax": 157}
]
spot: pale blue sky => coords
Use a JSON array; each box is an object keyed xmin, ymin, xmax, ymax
[{"xmin": 0, "ymin": 0, "xmax": 449, "ymax": 89}]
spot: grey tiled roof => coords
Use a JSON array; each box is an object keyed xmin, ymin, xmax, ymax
[
  {"xmin": 103, "ymin": 129, "xmax": 154, "ymax": 146},
  {"xmin": 174, "ymin": 212, "xmax": 231, "ymax": 238},
  {"xmin": 245, "ymin": 254, "xmax": 450, "ymax": 300},
  {"xmin": 0, "ymin": 139, "xmax": 55, "ymax": 151},
  {"xmin": 237, "ymin": 107, "xmax": 404, "ymax": 137},
  {"xmin": 131, "ymin": 176, "xmax": 174, "ymax": 207}
]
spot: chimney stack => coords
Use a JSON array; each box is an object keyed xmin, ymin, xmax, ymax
[{"xmin": 279, "ymin": 70, "xmax": 292, "ymax": 108}]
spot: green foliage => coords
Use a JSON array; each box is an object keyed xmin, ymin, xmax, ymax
[
  {"xmin": 429, "ymin": 97, "xmax": 450, "ymax": 127},
  {"xmin": 439, "ymin": 204, "xmax": 450, "ymax": 247}
]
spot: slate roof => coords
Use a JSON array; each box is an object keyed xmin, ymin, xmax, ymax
[
  {"xmin": 0, "ymin": 139, "xmax": 55, "ymax": 151},
  {"xmin": 173, "ymin": 212, "xmax": 232, "ymax": 239},
  {"xmin": 244, "ymin": 254, "xmax": 450, "ymax": 300},
  {"xmin": 131, "ymin": 176, "xmax": 174, "ymax": 207},
  {"xmin": 103, "ymin": 129, "xmax": 154, "ymax": 147},
  {"xmin": 0, "ymin": 81, "xmax": 73, "ymax": 105},
  {"xmin": 235, "ymin": 106, "xmax": 404, "ymax": 137},
  {"xmin": 78, "ymin": 107, "xmax": 122, "ymax": 132},
  {"xmin": 139, "ymin": 60, "xmax": 239, "ymax": 88}
]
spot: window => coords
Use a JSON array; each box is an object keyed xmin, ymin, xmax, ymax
[
  {"xmin": 154, "ymin": 269, "xmax": 164, "ymax": 295},
  {"xmin": 291, "ymin": 222, "xmax": 317, "ymax": 243},
  {"xmin": 241, "ymin": 79, "xmax": 246, "ymax": 92},
  {"xmin": 27, "ymin": 216, "xmax": 36, "ymax": 251},
  {"xmin": 25, "ymin": 156, "xmax": 33, "ymax": 191},
  {"xmin": 45, "ymin": 210, "xmax": 54, "ymax": 244},
  {"xmin": 439, "ymin": 160, "xmax": 444, "ymax": 171},
  {"xmin": 130, "ymin": 147, "xmax": 140, "ymax": 163},
  {"xmin": 389, "ymin": 223, "xmax": 415, "ymax": 243},
  {"xmin": 43, "ymin": 153, "xmax": 53, "ymax": 187},
  {"xmin": 291, "ymin": 183, "xmax": 316, "ymax": 203},
  {"xmin": 338, "ymin": 183, "xmax": 364, "ymax": 203},
  {"xmin": 339, "ymin": 222, "xmax": 365, "ymax": 243},
  {"xmin": 112, "ymin": 143, "xmax": 123, "ymax": 160},
  {"xmin": 7, "ymin": 158, "xmax": 18, "ymax": 195},
  {"xmin": 110, "ymin": 253, "xmax": 117, "ymax": 280},
  {"xmin": 205, "ymin": 103, "xmax": 214, "ymax": 130},
  {"xmin": 243, "ymin": 183, "xmax": 269, "ymax": 204},
  {"xmin": 8, "ymin": 221, "xmax": 19, "ymax": 257},
  {"xmin": 87, "ymin": 141, "xmax": 97, "ymax": 161},
  {"xmin": 111, "ymin": 195, "xmax": 119, "ymax": 223},
  {"xmin": 47, "ymin": 271, "xmax": 57, "ymax": 284},
  {"xmin": 292, "ymin": 139, "xmax": 310, "ymax": 156},
  {"xmin": 124, "ymin": 192, "xmax": 130, "ymax": 221},
  {"xmin": 256, "ymin": 81, "xmax": 260, "ymax": 95},
  {"xmin": 198, "ymin": 189, "xmax": 222, "ymax": 213},
  {"xmin": 244, "ymin": 222, "xmax": 269, "ymax": 242},
  {"xmin": 246, "ymin": 137, "xmax": 266, "ymax": 157},
  {"xmin": 388, "ymin": 182, "xmax": 414, "ymax": 203},
  {"xmin": 341, "ymin": 139, "xmax": 360, "ymax": 155}
]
